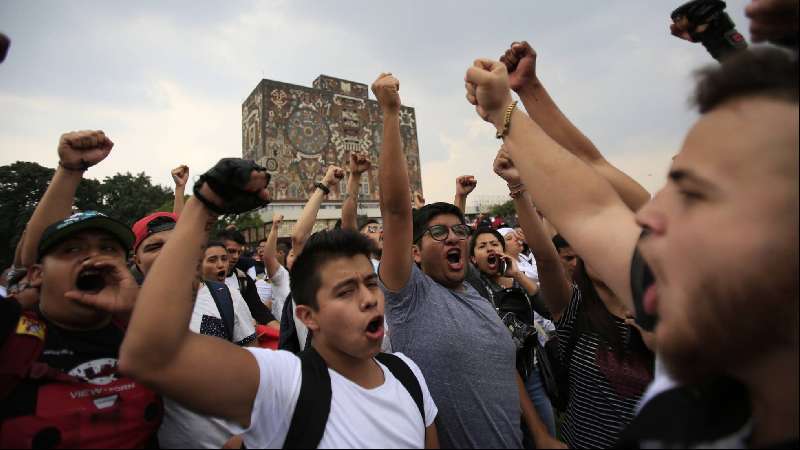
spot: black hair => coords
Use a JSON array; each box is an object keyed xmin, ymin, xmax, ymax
[
  {"xmin": 412, "ymin": 202, "xmax": 465, "ymax": 245},
  {"xmin": 289, "ymin": 229, "xmax": 374, "ymax": 310},
  {"xmin": 206, "ymin": 240, "xmax": 227, "ymax": 252},
  {"xmin": 276, "ymin": 242, "xmax": 290, "ymax": 255},
  {"xmin": 693, "ymin": 47, "xmax": 798, "ymax": 114},
  {"xmin": 572, "ymin": 258, "xmax": 651, "ymax": 360},
  {"xmin": 217, "ymin": 230, "xmax": 246, "ymax": 246},
  {"xmin": 552, "ymin": 234, "xmax": 571, "ymax": 251},
  {"xmin": 469, "ymin": 227, "xmax": 506, "ymax": 257},
  {"xmin": 357, "ymin": 216, "xmax": 379, "ymax": 232},
  {"xmin": 257, "ymin": 238, "xmax": 268, "ymax": 245}
]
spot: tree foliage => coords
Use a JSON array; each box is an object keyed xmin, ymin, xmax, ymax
[
  {"xmin": 0, "ymin": 162, "xmax": 172, "ymax": 268},
  {"xmin": 489, "ymin": 199, "xmax": 516, "ymax": 219}
]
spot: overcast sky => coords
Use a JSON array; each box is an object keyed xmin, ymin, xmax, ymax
[{"xmin": 0, "ymin": 0, "xmax": 753, "ymax": 207}]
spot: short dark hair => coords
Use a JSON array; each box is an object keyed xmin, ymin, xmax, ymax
[
  {"xmin": 552, "ymin": 234, "xmax": 571, "ymax": 251},
  {"xmin": 470, "ymin": 227, "xmax": 506, "ymax": 256},
  {"xmin": 276, "ymin": 242, "xmax": 290, "ymax": 255},
  {"xmin": 206, "ymin": 240, "xmax": 227, "ymax": 252},
  {"xmin": 289, "ymin": 229, "xmax": 374, "ymax": 310},
  {"xmin": 217, "ymin": 230, "xmax": 246, "ymax": 246},
  {"xmin": 357, "ymin": 216, "xmax": 379, "ymax": 232},
  {"xmin": 413, "ymin": 202, "xmax": 465, "ymax": 244},
  {"xmin": 693, "ymin": 47, "xmax": 798, "ymax": 114},
  {"xmin": 257, "ymin": 238, "xmax": 268, "ymax": 245}
]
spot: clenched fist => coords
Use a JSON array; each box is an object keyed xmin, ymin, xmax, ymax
[
  {"xmin": 372, "ymin": 73, "xmax": 401, "ymax": 114},
  {"xmin": 500, "ymin": 41, "xmax": 539, "ymax": 93},
  {"xmin": 413, "ymin": 191, "xmax": 426, "ymax": 209},
  {"xmin": 322, "ymin": 165, "xmax": 346, "ymax": 189},
  {"xmin": 58, "ymin": 130, "xmax": 114, "ymax": 172},
  {"xmin": 456, "ymin": 176, "xmax": 478, "ymax": 196},
  {"xmin": 465, "ymin": 59, "xmax": 514, "ymax": 127},
  {"xmin": 493, "ymin": 147, "xmax": 521, "ymax": 185},
  {"xmin": 172, "ymin": 165, "xmax": 190, "ymax": 187},
  {"xmin": 272, "ymin": 213, "xmax": 284, "ymax": 228},
  {"xmin": 349, "ymin": 152, "xmax": 372, "ymax": 175}
]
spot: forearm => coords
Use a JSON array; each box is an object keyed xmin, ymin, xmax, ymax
[
  {"xmin": 13, "ymin": 231, "xmax": 25, "ymax": 267},
  {"xmin": 513, "ymin": 272, "xmax": 539, "ymax": 296},
  {"xmin": 379, "ymin": 112, "xmax": 411, "ymax": 216},
  {"xmin": 264, "ymin": 224, "xmax": 281, "ymax": 277},
  {"xmin": 518, "ymin": 82, "xmax": 650, "ymax": 210},
  {"xmin": 501, "ymin": 109, "xmax": 639, "ymax": 308},
  {"xmin": 173, "ymin": 186, "xmax": 186, "ymax": 215},
  {"xmin": 341, "ymin": 173, "xmax": 361, "ymax": 231},
  {"xmin": 21, "ymin": 167, "xmax": 83, "ymax": 266},
  {"xmin": 292, "ymin": 188, "xmax": 326, "ymax": 253},
  {"xmin": 454, "ymin": 194, "xmax": 467, "ymax": 213},
  {"xmin": 121, "ymin": 198, "xmax": 214, "ymax": 372},
  {"xmin": 513, "ymin": 192, "xmax": 570, "ymax": 318}
]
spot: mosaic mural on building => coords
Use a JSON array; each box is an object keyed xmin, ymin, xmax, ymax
[{"xmin": 242, "ymin": 75, "xmax": 423, "ymax": 203}]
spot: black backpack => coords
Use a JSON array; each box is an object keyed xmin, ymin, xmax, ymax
[
  {"xmin": 282, "ymin": 346, "xmax": 425, "ymax": 449},
  {"xmin": 205, "ymin": 280, "xmax": 235, "ymax": 341}
]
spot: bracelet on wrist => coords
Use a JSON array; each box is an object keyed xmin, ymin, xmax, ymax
[
  {"xmin": 315, "ymin": 182, "xmax": 331, "ymax": 196},
  {"xmin": 495, "ymin": 101, "xmax": 519, "ymax": 139},
  {"xmin": 58, "ymin": 161, "xmax": 89, "ymax": 172}
]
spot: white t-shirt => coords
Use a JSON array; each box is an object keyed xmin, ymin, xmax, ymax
[
  {"xmin": 247, "ymin": 266, "xmax": 273, "ymax": 305},
  {"xmin": 517, "ymin": 254, "xmax": 539, "ymax": 284},
  {"xmin": 231, "ymin": 349, "xmax": 437, "ymax": 449},
  {"xmin": 159, "ymin": 283, "xmax": 258, "ymax": 448},
  {"xmin": 270, "ymin": 265, "xmax": 291, "ymax": 321}
]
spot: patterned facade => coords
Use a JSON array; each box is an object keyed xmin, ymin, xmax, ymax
[{"xmin": 242, "ymin": 75, "xmax": 423, "ymax": 204}]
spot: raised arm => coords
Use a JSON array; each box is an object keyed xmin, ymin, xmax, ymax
[
  {"xmin": 413, "ymin": 191, "xmax": 426, "ymax": 210},
  {"xmin": 171, "ymin": 165, "xmax": 189, "ymax": 215},
  {"xmin": 341, "ymin": 152, "xmax": 371, "ymax": 232},
  {"xmin": 119, "ymin": 160, "xmax": 271, "ymax": 428},
  {"xmin": 21, "ymin": 130, "xmax": 113, "ymax": 267},
  {"xmin": 454, "ymin": 175, "xmax": 477, "ymax": 213},
  {"xmin": 263, "ymin": 213, "xmax": 284, "ymax": 279},
  {"xmin": 494, "ymin": 148, "xmax": 572, "ymax": 321},
  {"xmin": 374, "ymin": 73, "xmax": 413, "ymax": 291},
  {"xmin": 465, "ymin": 59, "xmax": 640, "ymax": 310},
  {"xmin": 501, "ymin": 42, "xmax": 651, "ymax": 212},
  {"xmin": 291, "ymin": 165, "xmax": 344, "ymax": 255}
]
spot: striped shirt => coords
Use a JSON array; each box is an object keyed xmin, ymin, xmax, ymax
[{"xmin": 556, "ymin": 286, "xmax": 653, "ymax": 449}]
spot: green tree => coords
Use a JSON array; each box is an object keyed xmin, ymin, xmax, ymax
[
  {"xmin": 99, "ymin": 172, "xmax": 173, "ymax": 226},
  {"xmin": 489, "ymin": 199, "xmax": 516, "ymax": 219},
  {"xmin": 0, "ymin": 162, "xmax": 104, "ymax": 268}
]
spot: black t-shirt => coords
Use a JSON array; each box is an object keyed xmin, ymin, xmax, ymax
[{"xmin": 0, "ymin": 300, "xmax": 161, "ymax": 448}]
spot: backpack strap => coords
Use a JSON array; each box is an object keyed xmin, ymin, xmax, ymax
[
  {"xmin": 283, "ymin": 346, "xmax": 332, "ymax": 449},
  {"xmin": 375, "ymin": 353, "xmax": 425, "ymax": 424},
  {"xmin": 278, "ymin": 293, "xmax": 301, "ymax": 354},
  {"xmin": 205, "ymin": 281, "xmax": 235, "ymax": 342}
]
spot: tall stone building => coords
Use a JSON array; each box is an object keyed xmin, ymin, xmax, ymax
[{"xmin": 241, "ymin": 75, "xmax": 423, "ymax": 241}]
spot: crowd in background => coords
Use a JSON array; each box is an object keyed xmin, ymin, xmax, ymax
[{"xmin": 0, "ymin": 1, "xmax": 798, "ymax": 448}]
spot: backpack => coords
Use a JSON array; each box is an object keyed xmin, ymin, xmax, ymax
[
  {"xmin": 282, "ymin": 346, "xmax": 425, "ymax": 449},
  {"xmin": 0, "ymin": 311, "xmax": 162, "ymax": 449},
  {"xmin": 205, "ymin": 280, "xmax": 235, "ymax": 341}
]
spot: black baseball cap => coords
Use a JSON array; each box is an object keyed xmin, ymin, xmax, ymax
[{"xmin": 38, "ymin": 211, "xmax": 135, "ymax": 259}]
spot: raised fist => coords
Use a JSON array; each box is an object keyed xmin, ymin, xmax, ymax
[
  {"xmin": 272, "ymin": 213, "xmax": 284, "ymax": 228},
  {"xmin": 371, "ymin": 73, "xmax": 401, "ymax": 114},
  {"xmin": 500, "ymin": 41, "xmax": 539, "ymax": 92},
  {"xmin": 171, "ymin": 165, "xmax": 190, "ymax": 187},
  {"xmin": 349, "ymin": 152, "xmax": 372, "ymax": 175},
  {"xmin": 493, "ymin": 147, "xmax": 521, "ymax": 185},
  {"xmin": 456, "ymin": 176, "xmax": 477, "ymax": 196},
  {"xmin": 413, "ymin": 191, "xmax": 426, "ymax": 209},
  {"xmin": 322, "ymin": 165, "xmax": 346, "ymax": 188},
  {"xmin": 193, "ymin": 158, "xmax": 271, "ymax": 215},
  {"xmin": 465, "ymin": 59, "xmax": 514, "ymax": 126},
  {"xmin": 58, "ymin": 130, "xmax": 114, "ymax": 171}
]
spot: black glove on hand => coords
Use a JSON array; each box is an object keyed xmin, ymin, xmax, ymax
[
  {"xmin": 193, "ymin": 158, "xmax": 271, "ymax": 215},
  {"xmin": 672, "ymin": 0, "xmax": 747, "ymax": 61}
]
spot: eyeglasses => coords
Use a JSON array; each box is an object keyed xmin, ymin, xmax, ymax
[
  {"xmin": 366, "ymin": 225, "xmax": 382, "ymax": 234},
  {"xmin": 418, "ymin": 224, "xmax": 472, "ymax": 242}
]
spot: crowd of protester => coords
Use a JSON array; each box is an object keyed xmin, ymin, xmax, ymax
[{"xmin": 0, "ymin": 1, "xmax": 798, "ymax": 448}]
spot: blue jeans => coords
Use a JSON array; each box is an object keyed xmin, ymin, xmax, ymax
[{"xmin": 526, "ymin": 365, "xmax": 556, "ymax": 436}]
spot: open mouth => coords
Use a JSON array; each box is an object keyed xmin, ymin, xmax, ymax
[
  {"xmin": 446, "ymin": 248, "xmax": 463, "ymax": 270},
  {"xmin": 365, "ymin": 316, "xmax": 384, "ymax": 340},
  {"xmin": 76, "ymin": 268, "xmax": 106, "ymax": 294},
  {"xmin": 216, "ymin": 270, "xmax": 227, "ymax": 281},
  {"xmin": 487, "ymin": 254, "xmax": 498, "ymax": 269}
]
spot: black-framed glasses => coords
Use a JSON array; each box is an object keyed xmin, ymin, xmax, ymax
[{"xmin": 418, "ymin": 224, "xmax": 472, "ymax": 242}]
